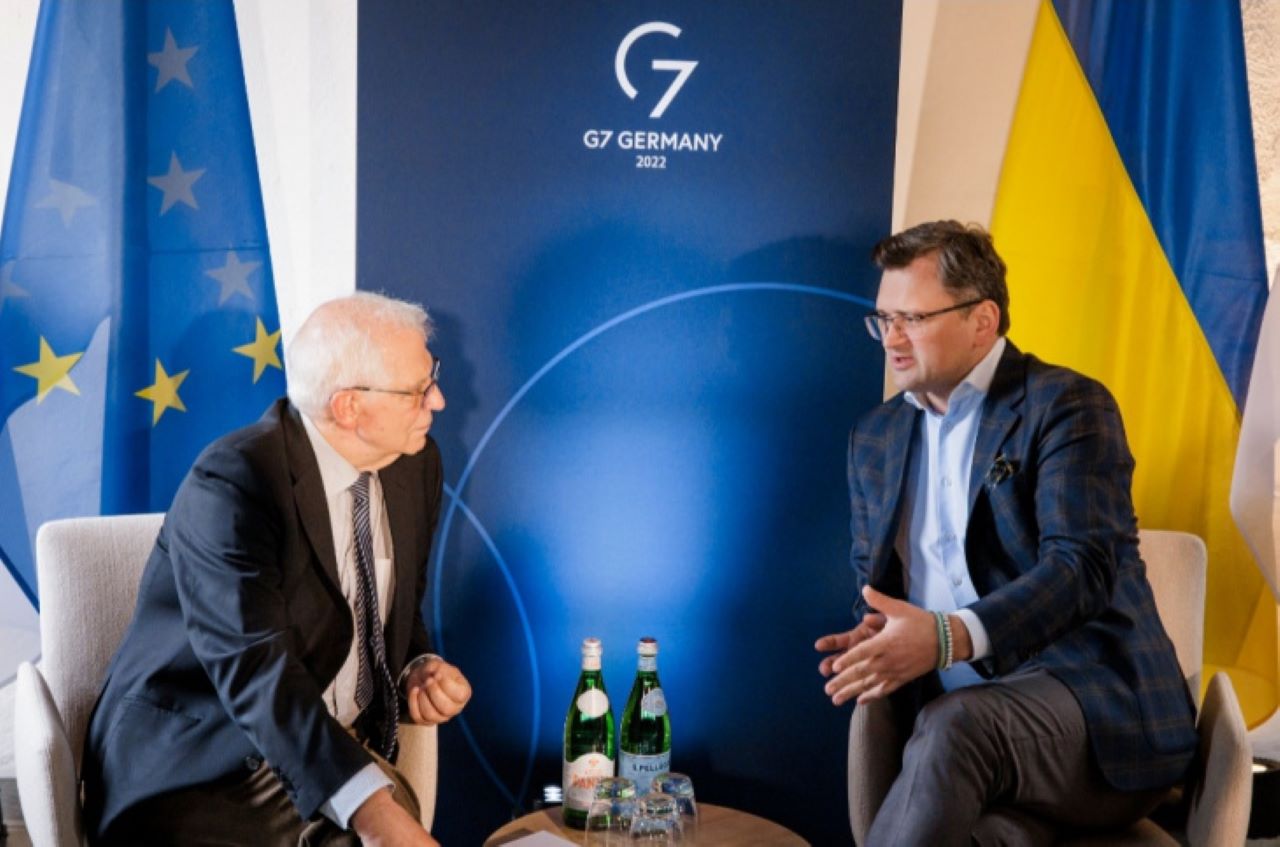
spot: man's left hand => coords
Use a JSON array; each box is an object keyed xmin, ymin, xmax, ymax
[
  {"xmin": 404, "ymin": 657, "xmax": 472, "ymax": 725},
  {"xmin": 824, "ymin": 586, "xmax": 938, "ymax": 706}
]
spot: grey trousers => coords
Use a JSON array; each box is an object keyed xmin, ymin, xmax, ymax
[
  {"xmin": 867, "ymin": 669, "xmax": 1170, "ymax": 847},
  {"xmin": 100, "ymin": 744, "xmax": 420, "ymax": 847}
]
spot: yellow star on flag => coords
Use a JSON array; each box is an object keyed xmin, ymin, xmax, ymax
[
  {"xmin": 13, "ymin": 336, "xmax": 83, "ymax": 403},
  {"xmin": 135, "ymin": 359, "xmax": 189, "ymax": 425},
  {"xmin": 232, "ymin": 317, "xmax": 282, "ymax": 383}
]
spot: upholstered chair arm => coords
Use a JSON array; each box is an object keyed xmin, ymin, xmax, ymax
[
  {"xmin": 397, "ymin": 721, "xmax": 438, "ymax": 832},
  {"xmin": 847, "ymin": 698, "xmax": 899, "ymax": 846},
  {"xmin": 1186, "ymin": 672, "xmax": 1251, "ymax": 847},
  {"xmin": 15, "ymin": 661, "xmax": 85, "ymax": 847}
]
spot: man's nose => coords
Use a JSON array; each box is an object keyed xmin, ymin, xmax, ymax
[
  {"xmin": 881, "ymin": 318, "xmax": 909, "ymax": 347},
  {"xmin": 427, "ymin": 382, "xmax": 446, "ymax": 411}
]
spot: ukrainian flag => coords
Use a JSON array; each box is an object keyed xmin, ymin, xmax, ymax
[{"xmin": 991, "ymin": 0, "xmax": 1272, "ymax": 722}]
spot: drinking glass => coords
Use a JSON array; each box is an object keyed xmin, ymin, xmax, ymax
[
  {"xmin": 651, "ymin": 772, "xmax": 697, "ymax": 839},
  {"xmin": 584, "ymin": 777, "xmax": 637, "ymax": 847},
  {"xmin": 628, "ymin": 792, "xmax": 683, "ymax": 843}
]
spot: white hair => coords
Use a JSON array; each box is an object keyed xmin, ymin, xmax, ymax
[{"xmin": 286, "ymin": 291, "xmax": 435, "ymax": 419}]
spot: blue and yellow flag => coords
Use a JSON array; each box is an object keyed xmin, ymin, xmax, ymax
[
  {"xmin": 0, "ymin": 0, "xmax": 284, "ymax": 678},
  {"xmin": 992, "ymin": 1, "xmax": 1272, "ymax": 720}
]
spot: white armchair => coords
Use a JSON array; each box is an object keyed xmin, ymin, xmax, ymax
[{"xmin": 13, "ymin": 514, "xmax": 438, "ymax": 846}]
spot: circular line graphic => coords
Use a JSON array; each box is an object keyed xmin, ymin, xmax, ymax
[
  {"xmin": 439, "ymin": 483, "xmax": 539, "ymax": 808},
  {"xmin": 431, "ymin": 281, "xmax": 874, "ymax": 810}
]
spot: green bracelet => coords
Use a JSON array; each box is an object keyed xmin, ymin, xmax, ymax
[
  {"xmin": 942, "ymin": 614, "xmax": 954, "ymax": 670},
  {"xmin": 934, "ymin": 611, "xmax": 954, "ymax": 671},
  {"xmin": 934, "ymin": 611, "xmax": 946, "ymax": 671}
]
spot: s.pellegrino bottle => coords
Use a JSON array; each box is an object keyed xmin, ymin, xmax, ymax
[
  {"xmin": 618, "ymin": 637, "xmax": 671, "ymax": 795},
  {"xmin": 563, "ymin": 637, "xmax": 615, "ymax": 828}
]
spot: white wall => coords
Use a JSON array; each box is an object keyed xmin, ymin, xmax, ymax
[
  {"xmin": 233, "ymin": 0, "xmax": 358, "ymax": 342},
  {"xmin": 1244, "ymin": 0, "xmax": 1280, "ymax": 277},
  {"xmin": 0, "ymin": 0, "xmax": 39, "ymax": 216}
]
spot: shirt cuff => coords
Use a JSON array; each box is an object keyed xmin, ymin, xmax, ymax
[
  {"xmin": 321, "ymin": 763, "xmax": 395, "ymax": 830},
  {"xmin": 955, "ymin": 608, "xmax": 991, "ymax": 661},
  {"xmin": 397, "ymin": 652, "xmax": 443, "ymax": 695}
]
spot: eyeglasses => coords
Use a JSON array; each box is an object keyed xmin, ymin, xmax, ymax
[
  {"xmin": 344, "ymin": 358, "xmax": 441, "ymax": 408},
  {"xmin": 863, "ymin": 299, "xmax": 986, "ymax": 341}
]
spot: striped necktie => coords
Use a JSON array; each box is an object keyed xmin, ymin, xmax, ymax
[{"xmin": 350, "ymin": 471, "xmax": 399, "ymax": 760}]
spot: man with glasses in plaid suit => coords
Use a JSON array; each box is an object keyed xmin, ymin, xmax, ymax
[
  {"xmin": 816, "ymin": 221, "xmax": 1197, "ymax": 844},
  {"xmin": 84, "ymin": 292, "xmax": 468, "ymax": 846}
]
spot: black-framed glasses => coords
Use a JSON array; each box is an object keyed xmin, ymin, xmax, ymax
[
  {"xmin": 863, "ymin": 299, "xmax": 986, "ymax": 341},
  {"xmin": 345, "ymin": 358, "xmax": 442, "ymax": 408}
]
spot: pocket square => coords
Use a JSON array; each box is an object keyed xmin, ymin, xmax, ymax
[{"xmin": 985, "ymin": 454, "xmax": 1019, "ymax": 487}]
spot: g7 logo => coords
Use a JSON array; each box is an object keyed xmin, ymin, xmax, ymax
[{"xmin": 615, "ymin": 22, "xmax": 697, "ymax": 119}]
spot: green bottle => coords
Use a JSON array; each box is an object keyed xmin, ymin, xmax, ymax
[
  {"xmin": 562, "ymin": 637, "xmax": 615, "ymax": 828},
  {"xmin": 618, "ymin": 637, "xmax": 671, "ymax": 795}
]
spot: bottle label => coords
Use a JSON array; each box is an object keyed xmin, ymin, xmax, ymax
[
  {"xmin": 619, "ymin": 751, "xmax": 672, "ymax": 795},
  {"xmin": 638, "ymin": 655, "xmax": 657, "ymax": 672},
  {"xmin": 563, "ymin": 752, "xmax": 615, "ymax": 811},
  {"xmin": 641, "ymin": 687, "xmax": 667, "ymax": 716},
  {"xmin": 576, "ymin": 688, "xmax": 609, "ymax": 718}
]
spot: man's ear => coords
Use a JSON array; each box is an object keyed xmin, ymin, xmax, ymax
[
  {"xmin": 329, "ymin": 390, "xmax": 359, "ymax": 429},
  {"xmin": 974, "ymin": 300, "xmax": 1000, "ymax": 339}
]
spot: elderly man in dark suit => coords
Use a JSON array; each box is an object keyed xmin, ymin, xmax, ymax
[
  {"xmin": 83, "ymin": 292, "xmax": 469, "ymax": 846},
  {"xmin": 816, "ymin": 221, "xmax": 1197, "ymax": 845}
]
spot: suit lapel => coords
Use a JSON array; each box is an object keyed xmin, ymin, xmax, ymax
[
  {"xmin": 870, "ymin": 400, "xmax": 920, "ymax": 585},
  {"xmin": 968, "ymin": 343, "xmax": 1026, "ymax": 513},
  {"xmin": 283, "ymin": 403, "xmax": 343, "ymax": 592}
]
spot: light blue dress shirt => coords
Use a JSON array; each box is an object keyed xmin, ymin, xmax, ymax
[{"xmin": 895, "ymin": 337, "xmax": 1005, "ymax": 690}]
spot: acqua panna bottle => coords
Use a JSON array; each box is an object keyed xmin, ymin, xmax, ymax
[{"xmin": 562, "ymin": 637, "xmax": 615, "ymax": 828}]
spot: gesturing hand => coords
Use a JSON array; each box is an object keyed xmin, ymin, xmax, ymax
[
  {"xmin": 815, "ymin": 612, "xmax": 886, "ymax": 678},
  {"xmin": 817, "ymin": 586, "xmax": 938, "ymax": 706},
  {"xmin": 404, "ymin": 657, "xmax": 472, "ymax": 726}
]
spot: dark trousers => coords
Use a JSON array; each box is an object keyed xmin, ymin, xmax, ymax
[
  {"xmin": 99, "ymin": 745, "xmax": 420, "ymax": 847},
  {"xmin": 868, "ymin": 669, "xmax": 1170, "ymax": 847}
]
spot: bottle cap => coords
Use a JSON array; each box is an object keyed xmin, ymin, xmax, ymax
[
  {"xmin": 637, "ymin": 637, "xmax": 658, "ymax": 656},
  {"xmin": 582, "ymin": 637, "xmax": 603, "ymax": 657}
]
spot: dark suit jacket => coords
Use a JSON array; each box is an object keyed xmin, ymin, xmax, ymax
[
  {"xmin": 847, "ymin": 343, "xmax": 1197, "ymax": 792},
  {"xmin": 81, "ymin": 399, "xmax": 444, "ymax": 840}
]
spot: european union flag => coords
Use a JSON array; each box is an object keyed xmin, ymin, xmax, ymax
[{"xmin": 0, "ymin": 0, "xmax": 285, "ymax": 680}]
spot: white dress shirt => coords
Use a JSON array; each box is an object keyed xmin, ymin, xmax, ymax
[
  {"xmin": 895, "ymin": 337, "xmax": 1004, "ymax": 690},
  {"xmin": 300, "ymin": 413, "xmax": 396, "ymax": 827}
]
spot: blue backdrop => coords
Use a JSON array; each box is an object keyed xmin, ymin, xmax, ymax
[{"xmin": 358, "ymin": 4, "xmax": 900, "ymax": 842}]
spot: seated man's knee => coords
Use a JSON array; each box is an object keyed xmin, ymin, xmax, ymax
[{"xmin": 911, "ymin": 689, "xmax": 998, "ymax": 756}]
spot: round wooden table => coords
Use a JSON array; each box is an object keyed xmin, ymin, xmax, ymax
[{"xmin": 484, "ymin": 803, "xmax": 808, "ymax": 846}]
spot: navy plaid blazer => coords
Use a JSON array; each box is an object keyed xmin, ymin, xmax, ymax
[{"xmin": 847, "ymin": 342, "xmax": 1197, "ymax": 792}]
